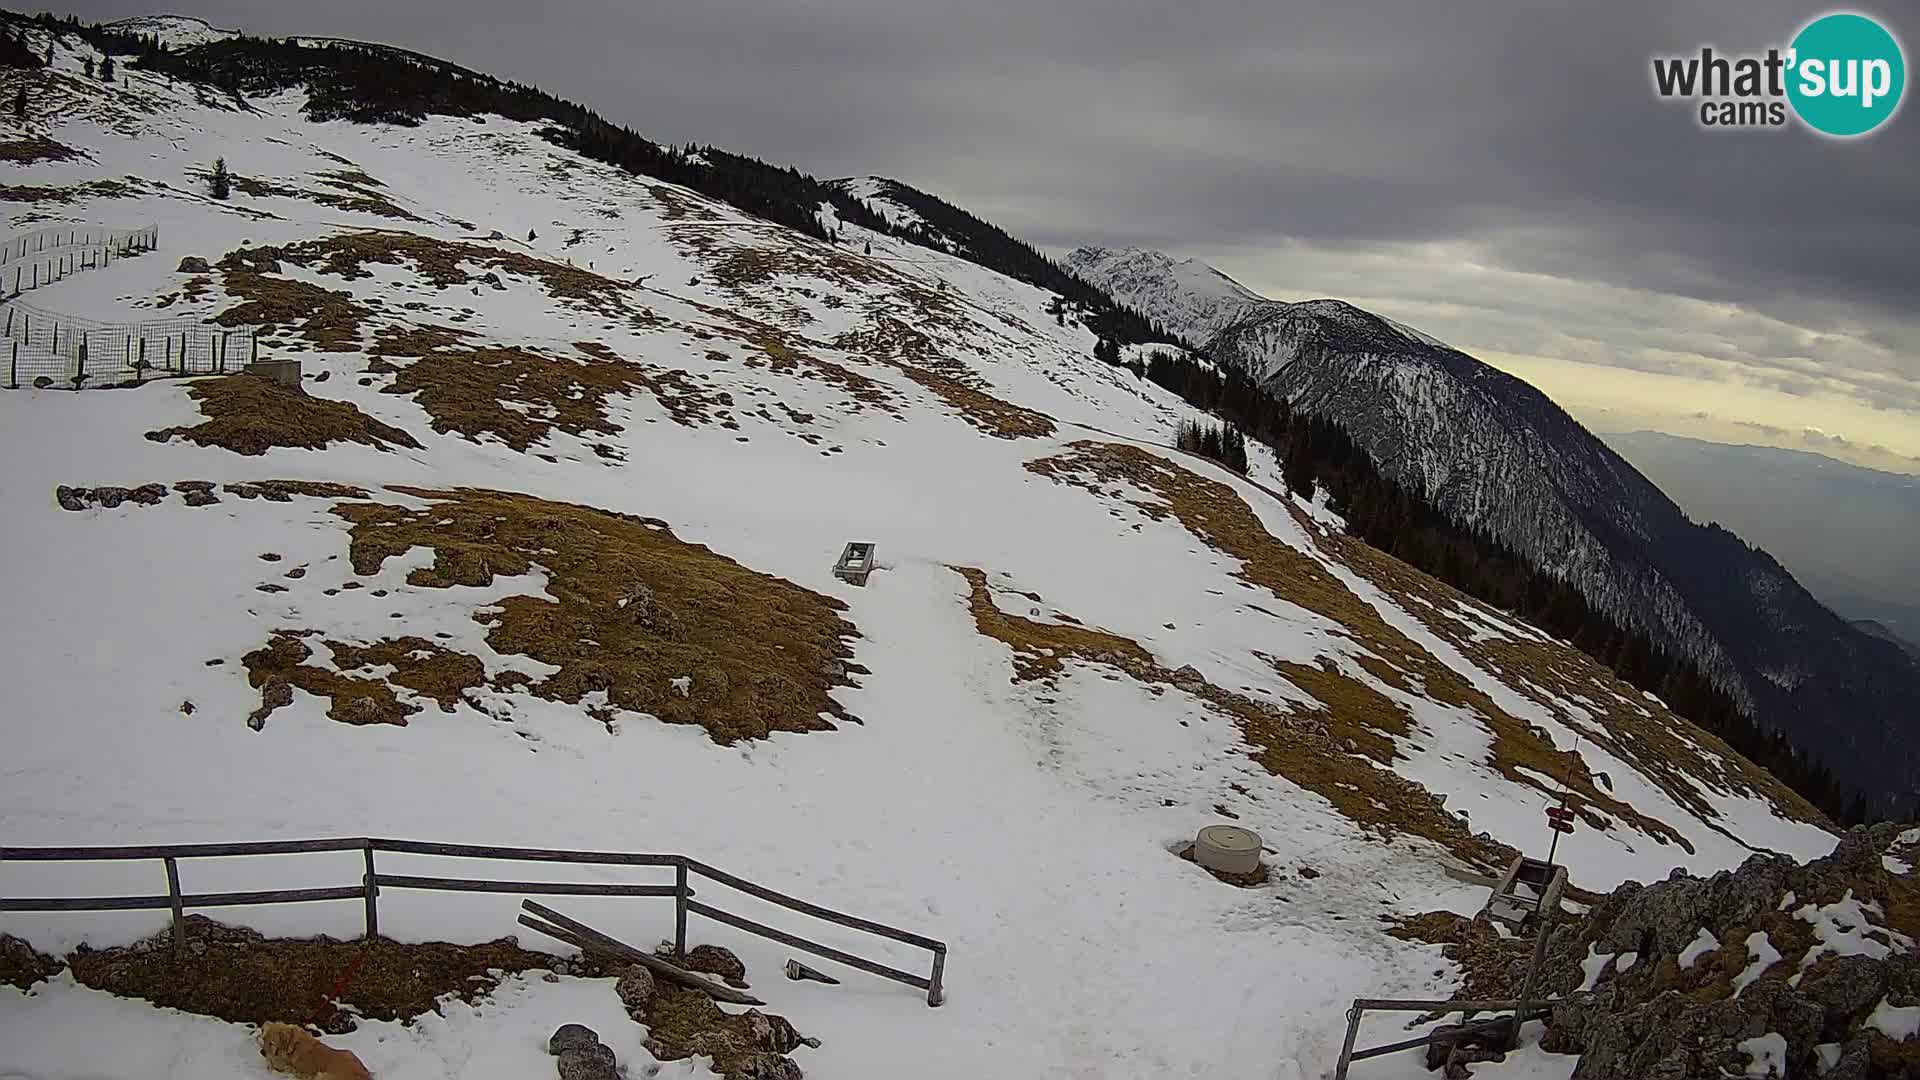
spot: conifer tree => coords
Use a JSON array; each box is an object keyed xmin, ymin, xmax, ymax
[
  {"xmin": 83, "ymin": 54, "xmax": 93, "ymax": 78},
  {"xmin": 99, "ymin": 53, "xmax": 113, "ymax": 81},
  {"xmin": 12, "ymin": 86, "xmax": 24, "ymax": 122},
  {"xmin": 209, "ymin": 157, "xmax": 231, "ymax": 200}
]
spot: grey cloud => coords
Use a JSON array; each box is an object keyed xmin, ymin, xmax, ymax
[{"xmin": 58, "ymin": 0, "xmax": 1920, "ymax": 421}]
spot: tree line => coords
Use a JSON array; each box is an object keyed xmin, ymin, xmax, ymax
[{"xmin": 1135, "ymin": 347, "xmax": 1864, "ymax": 825}]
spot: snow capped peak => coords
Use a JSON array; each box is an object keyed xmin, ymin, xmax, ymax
[
  {"xmin": 1065, "ymin": 245, "xmax": 1265, "ymax": 344},
  {"xmin": 102, "ymin": 13, "xmax": 240, "ymax": 48}
]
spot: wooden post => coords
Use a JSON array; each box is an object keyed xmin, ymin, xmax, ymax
[
  {"xmin": 251, "ymin": 334, "xmax": 259, "ymax": 364},
  {"xmin": 9, "ymin": 342, "xmax": 16, "ymax": 390},
  {"xmin": 927, "ymin": 947, "xmax": 946, "ymax": 1006},
  {"xmin": 163, "ymin": 857, "xmax": 186, "ymax": 961},
  {"xmin": 217, "ymin": 333, "xmax": 227, "ymax": 373},
  {"xmin": 674, "ymin": 860, "xmax": 689, "ymax": 960},
  {"xmin": 1332, "ymin": 1002, "xmax": 1364, "ymax": 1080},
  {"xmin": 362, "ymin": 842, "xmax": 379, "ymax": 940}
]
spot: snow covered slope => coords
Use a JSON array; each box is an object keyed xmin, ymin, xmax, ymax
[
  {"xmin": 0, "ymin": 21, "xmax": 1839, "ymax": 1080},
  {"xmin": 1069, "ymin": 244, "xmax": 1920, "ymax": 818}
]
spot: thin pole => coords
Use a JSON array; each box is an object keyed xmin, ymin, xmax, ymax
[
  {"xmin": 1333, "ymin": 1003, "xmax": 1364, "ymax": 1080},
  {"xmin": 927, "ymin": 947, "xmax": 946, "ymax": 1007},
  {"xmin": 164, "ymin": 857, "xmax": 186, "ymax": 961},
  {"xmin": 674, "ymin": 860, "xmax": 689, "ymax": 960},
  {"xmin": 361, "ymin": 842, "xmax": 379, "ymax": 940}
]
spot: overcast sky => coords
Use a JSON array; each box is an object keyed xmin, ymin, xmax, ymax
[{"xmin": 65, "ymin": 0, "xmax": 1920, "ymax": 470}]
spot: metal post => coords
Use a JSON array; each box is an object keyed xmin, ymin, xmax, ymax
[
  {"xmin": 362, "ymin": 842, "xmax": 379, "ymax": 940},
  {"xmin": 674, "ymin": 860, "xmax": 689, "ymax": 960},
  {"xmin": 163, "ymin": 856, "xmax": 186, "ymax": 961},
  {"xmin": 1333, "ymin": 1002, "xmax": 1364, "ymax": 1080},
  {"xmin": 927, "ymin": 947, "xmax": 947, "ymax": 1006}
]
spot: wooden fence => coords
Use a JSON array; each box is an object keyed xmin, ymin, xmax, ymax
[{"xmin": 0, "ymin": 837, "xmax": 947, "ymax": 1006}]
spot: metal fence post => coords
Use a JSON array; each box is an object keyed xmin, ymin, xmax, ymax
[
  {"xmin": 362, "ymin": 842, "xmax": 379, "ymax": 940},
  {"xmin": 163, "ymin": 856, "xmax": 186, "ymax": 961},
  {"xmin": 674, "ymin": 860, "xmax": 689, "ymax": 960}
]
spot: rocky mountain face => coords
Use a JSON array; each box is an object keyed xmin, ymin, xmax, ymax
[{"xmin": 1068, "ymin": 246, "xmax": 1920, "ymax": 815}]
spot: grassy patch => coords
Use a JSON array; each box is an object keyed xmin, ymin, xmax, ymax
[
  {"xmin": 371, "ymin": 327, "xmax": 652, "ymax": 452},
  {"xmin": 216, "ymin": 247, "xmax": 372, "ymax": 352},
  {"xmin": 227, "ymin": 172, "xmax": 420, "ymax": 222},
  {"xmin": 243, "ymin": 632, "xmax": 419, "ymax": 729},
  {"xmin": 331, "ymin": 487, "xmax": 860, "ymax": 742},
  {"xmin": 640, "ymin": 988, "xmax": 813, "ymax": 1079},
  {"xmin": 270, "ymin": 231, "xmax": 639, "ymax": 318},
  {"xmin": 1024, "ymin": 441, "xmax": 1695, "ymax": 857},
  {"xmin": 146, "ymin": 374, "xmax": 422, "ymax": 456},
  {"xmin": 835, "ymin": 313, "xmax": 1054, "ymax": 438},
  {"xmin": 65, "ymin": 915, "xmax": 550, "ymax": 1031},
  {"xmin": 0, "ymin": 934, "xmax": 64, "ymax": 991},
  {"xmin": 1334, "ymin": 538, "xmax": 1828, "ymax": 830},
  {"xmin": 954, "ymin": 564, "xmax": 1513, "ymax": 870},
  {"xmin": 0, "ymin": 136, "xmax": 81, "ymax": 163}
]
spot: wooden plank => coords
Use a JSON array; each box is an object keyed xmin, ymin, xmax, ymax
[
  {"xmin": 686, "ymin": 898, "xmax": 930, "ymax": 992},
  {"xmin": 378, "ymin": 874, "xmax": 679, "ymax": 898},
  {"xmin": 164, "ymin": 857, "xmax": 186, "ymax": 960},
  {"xmin": 519, "ymin": 900, "xmax": 765, "ymax": 1006},
  {"xmin": 371, "ymin": 839, "xmax": 680, "ymax": 867},
  {"xmin": 0, "ymin": 838, "xmax": 367, "ymax": 861},
  {"xmin": 0, "ymin": 885, "xmax": 363, "ymax": 912},
  {"xmin": 682, "ymin": 858, "xmax": 945, "ymax": 953}
]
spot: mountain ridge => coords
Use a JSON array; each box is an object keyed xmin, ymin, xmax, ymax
[{"xmin": 1070, "ymin": 244, "xmax": 1920, "ymax": 815}]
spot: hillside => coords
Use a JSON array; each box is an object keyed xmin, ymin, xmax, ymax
[
  {"xmin": 1069, "ymin": 246, "xmax": 1920, "ymax": 819},
  {"xmin": 0, "ymin": 15, "xmax": 1862, "ymax": 1080}
]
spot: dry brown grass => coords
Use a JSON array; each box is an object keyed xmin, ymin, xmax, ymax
[
  {"xmin": 244, "ymin": 631, "xmax": 430, "ymax": 729},
  {"xmin": 954, "ymin": 564, "xmax": 1514, "ymax": 870},
  {"xmin": 328, "ymin": 487, "xmax": 861, "ymax": 742},
  {"xmin": 270, "ymin": 231, "xmax": 639, "ymax": 319},
  {"xmin": 145, "ymin": 374, "xmax": 422, "ymax": 456},
  {"xmin": 215, "ymin": 247, "xmax": 372, "ymax": 352},
  {"xmin": 642, "ymin": 987, "xmax": 814, "ymax": 1078},
  {"xmin": 0, "ymin": 934, "xmax": 63, "ymax": 990},
  {"xmin": 227, "ymin": 172, "xmax": 420, "ymax": 222},
  {"xmin": 369, "ymin": 327, "xmax": 673, "ymax": 452},
  {"xmin": 1334, "ymin": 537, "xmax": 1829, "ymax": 830},
  {"xmin": 834, "ymin": 314, "xmax": 1054, "ymax": 438},
  {"xmin": 0, "ymin": 136, "xmax": 81, "ymax": 163},
  {"xmin": 1023, "ymin": 441, "xmax": 1695, "ymax": 855},
  {"xmin": 65, "ymin": 915, "xmax": 550, "ymax": 1031}
]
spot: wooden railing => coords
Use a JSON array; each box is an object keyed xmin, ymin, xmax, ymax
[{"xmin": 0, "ymin": 837, "xmax": 947, "ymax": 1006}]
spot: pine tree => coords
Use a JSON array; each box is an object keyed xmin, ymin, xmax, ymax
[
  {"xmin": 863, "ymin": 240, "xmax": 871, "ymax": 255},
  {"xmin": 44, "ymin": 43, "xmax": 53, "ymax": 66},
  {"xmin": 209, "ymin": 157, "xmax": 231, "ymax": 200},
  {"xmin": 11, "ymin": 86, "xmax": 24, "ymax": 122},
  {"xmin": 99, "ymin": 54, "xmax": 114, "ymax": 81},
  {"xmin": 83, "ymin": 54, "xmax": 94, "ymax": 78}
]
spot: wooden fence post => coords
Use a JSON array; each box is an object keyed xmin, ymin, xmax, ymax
[
  {"xmin": 928, "ymin": 947, "xmax": 946, "ymax": 1006},
  {"xmin": 217, "ymin": 333, "xmax": 226, "ymax": 373},
  {"xmin": 362, "ymin": 842, "xmax": 379, "ymax": 940},
  {"xmin": 163, "ymin": 856, "xmax": 186, "ymax": 961},
  {"xmin": 9, "ymin": 342, "xmax": 16, "ymax": 390},
  {"xmin": 251, "ymin": 335, "xmax": 259, "ymax": 364},
  {"xmin": 674, "ymin": 860, "xmax": 689, "ymax": 960}
]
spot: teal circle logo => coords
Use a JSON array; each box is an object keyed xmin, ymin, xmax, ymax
[{"xmin": 1787, "ymin": 12, "xmax": 1905, "ymax": 136}]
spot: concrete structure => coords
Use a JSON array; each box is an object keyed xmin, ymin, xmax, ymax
[
  {"xmin": 1193, "ymin": 824, "xmax": 1262, "ymax": 875},
  {"xmin": 243, "ymin": 358, "xmax": 303, "ymax": 390}
]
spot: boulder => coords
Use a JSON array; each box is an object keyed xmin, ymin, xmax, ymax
[
  {"xmin": 176, "ymin": 256, "xmax": 210, "ymax": 273},
  {"xmin": 555, "ymin": 1044, "xmax": 617, "ymax": 1080},
  {"xmin": 547, "ymin": 1024, "xmax": 601, "ymax": 1056},
  {"xmin": 615, "ymin": 964, "xmax": 656, "ymax": 1014}
]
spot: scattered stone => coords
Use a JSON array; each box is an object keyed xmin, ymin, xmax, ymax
[
  {"xmin": 615, "ymin": 965, "xmax": 657, "ymax": 1015},
  {"xmin": 180, "ymin": 700, "xmax": 196, "ymax": 715},
  {"xmin": 129, "ymin": 483, "xmax": 168, "ymax": 505},
  {"xmin": 285, "ymin": 567, "xmax": 307, "ymax": 579},
  {"xmin": 94, "ymin": 486, "xmax": 130, "ymax": 509},
  {"xmin": 556, "ymin": 1044, "xmax": 618, "ymax": 1080},
  {"xmin": 260, "ymin": 553, "xmax": 283, "ymax": 562},
  {"xmin": 205, "ymin": 658, "xmax": 225, "ymax": 666},
  {"xmin": 176, "ymin": 256, "xmax": 211, "ymax": 273},
  {"xmin": 32, "ymin": 376, "xmax": 52, "ymax": 389},
  {"xmin": 257, "ymin": 583, "xmax": 288, "ymax": 594},
  {"xmin": 315, "ymin": 370, "xmax": 331, "ymax": 383},
  {"xmin": 664, "ymin": 943, "xmax": 749, "ymax": 988},
  {"xmin": 55, "ymin": 485, "xmax": 88, "ymax": 512},
  {"xmin": 547, "ymin": 1024, "xmax": 601, "ymax": 1056},
  {"xmin": 182, "ymin": 489, "xmax": 222, "ymax": 506}
]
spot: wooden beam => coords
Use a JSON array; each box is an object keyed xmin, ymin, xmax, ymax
[{"xmin": 518, "ymin": 900, "xmax": 765, "ymax": 1006}]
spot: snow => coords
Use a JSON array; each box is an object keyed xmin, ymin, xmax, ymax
[
  {"xmin": 1794, "ymin": 891, "xmax": 1914, "ymax": 972},
  {"xmin": 1679, "ymin": 927, "xmax": 1720, "ymax": 969},
  {"xmin": 0, "ymin": 29, "xmax": 1846, "ymax": 1080},
  {"xmin": 1867, "ymin": 997, "xmax": 1920, "ymax": 1041},
  {"xmin": 1578, "ymin": 944, "xmax": 1616, "ymax": 992},
  {"xmin": 1739, "ymin": 1032, "xmax": 1788, "ymax": 1077},
  {"xmin": 1733, "ymin": 932, "xmax": 1782, "ymax": 996}
]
